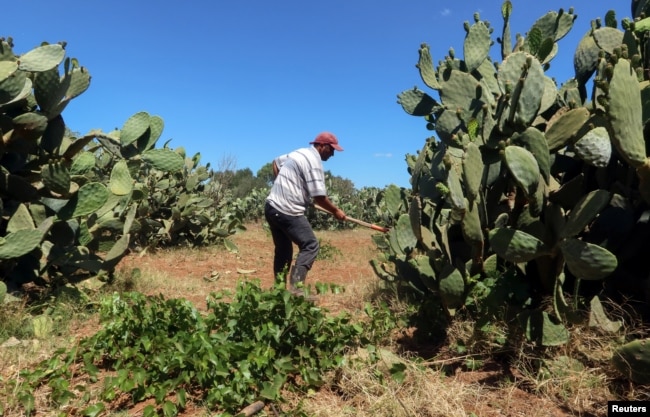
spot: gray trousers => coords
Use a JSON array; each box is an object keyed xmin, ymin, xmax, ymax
[{"xmin": 264, "ymin": 202, "xmax": 319, "ymax": 279}]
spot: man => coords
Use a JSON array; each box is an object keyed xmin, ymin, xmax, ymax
[{"xmin": 265, "ymin": 132, "xmax": 347, "ymax": 297}]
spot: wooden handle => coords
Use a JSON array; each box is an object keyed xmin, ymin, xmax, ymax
[
  {"xmin": 313, "ymin": 205, "xmax": 389, "ymax": 233},
  {"xmin": 237, "ymin": 401, "xmax": 265, "ymax": 416}
]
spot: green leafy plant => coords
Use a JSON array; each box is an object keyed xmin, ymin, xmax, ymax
[
  {"xmin": 316, "ymin": 238, "xmax": 342, "ymax": 260},
  {"xmin": 7, "ymin": 277, "xmax": 396, "ymax": 416}
]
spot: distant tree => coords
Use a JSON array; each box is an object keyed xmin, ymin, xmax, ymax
[
  {"xmin": 256, "ymin": 162, "xmax": 275, "ymax": 186},
  {"xmin": 214, "ymin": 168, "xmax": 268, "ymax": 198},
  {"xmin": 212, "ymin": 154, "xmax": 238, "ymax": 191},
  {"xmin": 324, "ymin": 170, "xmax": 356, "ymax": 201}
]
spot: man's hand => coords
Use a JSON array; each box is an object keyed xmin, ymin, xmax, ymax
[{"xmin": 313, "ymin": 196, "xmax": 346, "ymax": 221}]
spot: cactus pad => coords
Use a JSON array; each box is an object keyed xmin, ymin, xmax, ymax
[
  {"xmin": 545, "ymin": 107, "xmax": 590, "ymax": 151},
  {"xmin": 592, "ymin": 27, "xmax": 624, "ymax": 55},
  {"xmin": 518, "ymin": 310, "xmax": 569, "ymax": 346},
  {"xmin": 59, "ymin": 182, "xmax": 110, "ymax": 219},
  {"xmin": 613, "ymin": 338, "xmax": 650, "ymax": 384},
  {"xmin": 18, "ymin": 44, "xmax": 65, "ymax": 72},
  {"xmin": 561, "ymin": 189, "xmax": 611, "ymax": 239},
  {"xmin": 120, "ymin": 111, "xmax": 151, "ymax": 146},
  {"xmin": 397, "ymin": 88, "xmax": 439, "ymax": 116},
  {"xmin": 504, "ymin": 145, "xmax": 540, "ymax": 197},
  {"xmin": 70, "ymin": 152, "xmax": 97, "ymax": 175},
  {"xmin": 7, "ymin": 203, "xmax": 35, "ymax": 233},
  {"xmin": 411, "ymin": 255, "xmax": 437, "ymax": 291},
  {"xmin": 510, "ymin": 127, "xmax": 550, "ymax": 184},
  {"xmin": 589, "ymin": 296, "xmax": 622, "ymax": 333},
  {"xmin": 608, "ymin": 58, "xmax": 647, "ymax": 168},
  {"xmin": 572, "ymin": 126, "xmax": 612, "ymax": 168},
  {"xmin": 489, "ymin": 227, "xmax": 545, "ymax": 263},
  {"xmin": 416, "ymin": 43, "xmax": 441, "ymax": 90},
  {"xmin": 438, "ymin": 264, "xmax": 465, "ymax": 308},
  {"xmin": 42, "ymin": 161, "xmax": 72, "ymax": 196},
  {"xmin": 558, "ymin": 238, "xmax": 618, "ymax": 280},
  {"xmin": 0, "ymin": 229, "xmax": 44, "ymax": 260},
  {"xmin": 498, "ymin": 52, "xmax": 545, "ymax": 126},
  {"xmin": 462, "ymin": 142, "xmax": 483, "ymax": 204},
  {"xmin": 142, "ymin": 148, "xmax": 185, "ymax": 172},
  {"xmin": 109, "ymin": 160, "xmax": 134, "ymax": 196},
  {"xmin": 464, "ymin": 20, "xmax": 491, "ymax": 73},
  {"xmin": 395, "ymin": 214, "xmax": 417, "ymax": 253}
]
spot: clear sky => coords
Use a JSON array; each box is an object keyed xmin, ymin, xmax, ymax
[{"xmin": 4, "ymin": 1, "xmax": 627, "ymax": 189}]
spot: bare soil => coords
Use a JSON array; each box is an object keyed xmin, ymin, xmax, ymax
[{"xmin": 111, "ymin": 221, "xmax": 589, "ymax": 416}]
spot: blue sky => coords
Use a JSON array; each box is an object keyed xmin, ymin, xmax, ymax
[{"xmin": 5, "ymin": 1, "xmax": 626, "ymax": 189}]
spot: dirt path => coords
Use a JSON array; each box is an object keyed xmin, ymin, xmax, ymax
[{"xmin": 119, "ymin": 221, "xmax": 381, "ymax": 313}]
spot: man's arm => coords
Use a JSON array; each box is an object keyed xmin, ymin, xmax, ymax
[{"xmin": 313, "ymin": 195, "xmax": 346, "ymax": 221}]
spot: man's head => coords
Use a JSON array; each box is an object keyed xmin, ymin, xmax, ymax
[{"xmin": 310, "ymin": 132, "xmax": 343, "ymax": 161}]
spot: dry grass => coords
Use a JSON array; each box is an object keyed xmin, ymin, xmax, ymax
[{"xmin": 293, "ymin": 353, "xmax": 470, "ymax": 417}]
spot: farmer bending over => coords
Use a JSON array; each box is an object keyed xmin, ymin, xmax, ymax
[{"xmin": 264, "ymin": 132, "xmax": 347, "ymax": 297}]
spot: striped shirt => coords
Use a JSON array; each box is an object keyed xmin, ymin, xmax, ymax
[{"xmin": 266, "ymin": 146, "xmax": 327, "ymax": 216}]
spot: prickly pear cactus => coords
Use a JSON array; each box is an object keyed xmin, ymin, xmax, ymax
[
  {"xmin": 0, "ymin": 38, "xmax": 246, "ymax": 295},
  {"xmin": 382, "ymin": 1, "xmax": 650, "ymax": 347}
]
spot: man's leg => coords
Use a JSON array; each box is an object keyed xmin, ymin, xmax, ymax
[
  {"xmin": 284, "ymin": 216, "xmax": 319, "ymax": 292},
  {"xmin": 264, "ymin": 203, "xmax": 319, "ymax": 293},
  {"xmin": 264, "ymin": 202, "xmax": 293, "ymax": 281}
]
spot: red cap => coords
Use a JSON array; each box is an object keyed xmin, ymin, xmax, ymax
[{"xmin": 310, "ymin": 132, "xmax": 343, "ymax": 151}]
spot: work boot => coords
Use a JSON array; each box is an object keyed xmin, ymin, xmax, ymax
[{"xmin": 288, "ymin": 265, "xmax": 318, "ymax": 302}]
